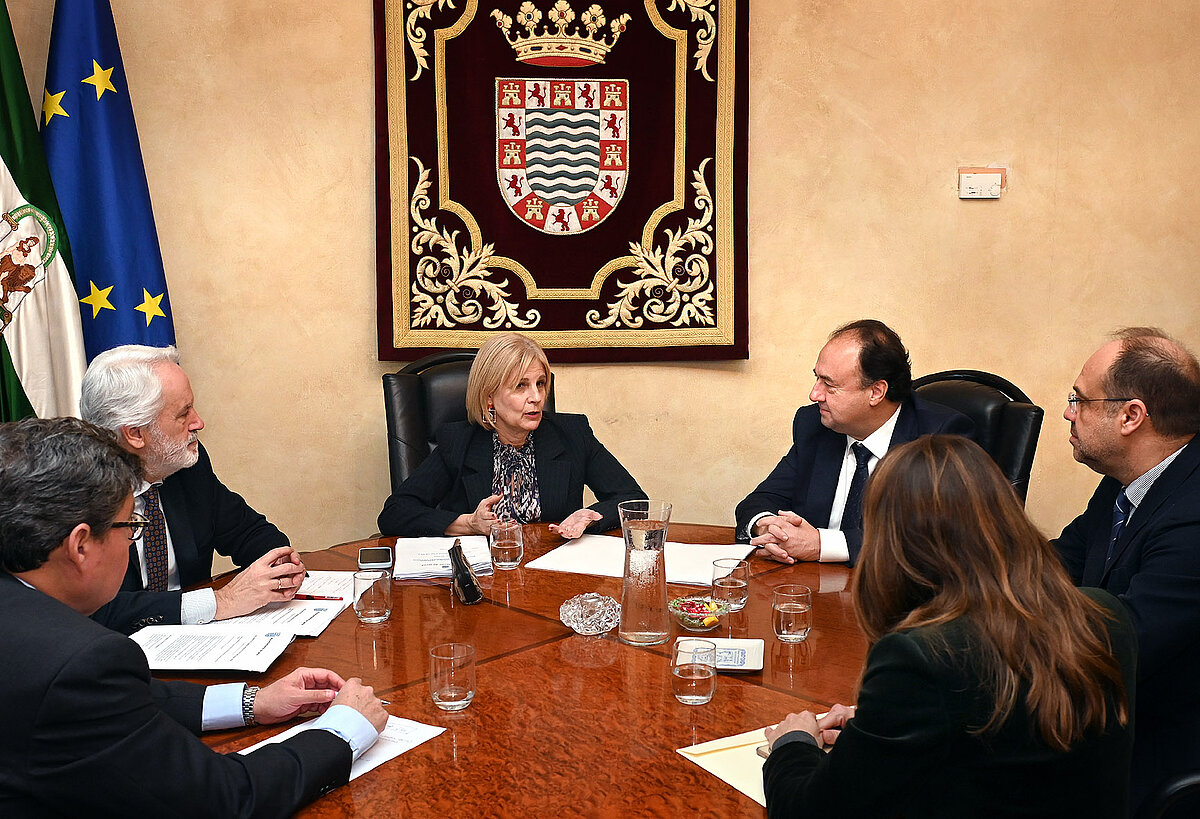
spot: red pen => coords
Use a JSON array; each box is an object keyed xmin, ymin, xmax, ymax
[{"xmin": 294, "ymin": 594, "xmax": 343, "ymax": 601}]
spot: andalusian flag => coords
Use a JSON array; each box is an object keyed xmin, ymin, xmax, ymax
[
  {"xmin": 42, "ymin": 0, "xmax": 175, "ymax": 359},
  {"xmin": 0, "ymin": 1, "xmax": 87, "ymax": 420}
]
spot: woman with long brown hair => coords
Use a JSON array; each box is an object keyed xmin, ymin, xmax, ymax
[{"xmin": 763, "ymin": 435, "xmax": 1136, "ymax": 817}]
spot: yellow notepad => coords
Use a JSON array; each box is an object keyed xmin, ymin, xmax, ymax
[{"xmin": 676, "ymin": 727, "xmax": 771, "ymax": 807}]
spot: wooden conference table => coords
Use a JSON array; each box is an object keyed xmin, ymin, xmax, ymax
[{"xmin": 185, "ymin": 524, "xmax": 869, "ymax": 817}]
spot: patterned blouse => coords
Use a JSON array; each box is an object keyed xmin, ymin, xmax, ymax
[{"xmin": 491, "ymin": 432, "xmax": 541, "ymax": 523}]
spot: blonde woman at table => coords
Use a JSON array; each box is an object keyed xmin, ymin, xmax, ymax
[
  {"xmin": 763, "ymin": 435, "xmax": 1136, "ymax": 818},
  {"xmin": 377, "ymin": 333, "xmax": 646, "ymax": 539}
]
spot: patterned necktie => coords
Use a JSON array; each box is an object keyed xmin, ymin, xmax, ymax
[
  {"xmin": 840, "ymin": 442, "xmax": 873, "ymax": 534},
  {"xmin": 1104, "ymin": 489, "xmax": 1131, "ymax": 568},
  {"xmin": 141, "ymin": 486, "xmax": 169, "ymax": 592}
]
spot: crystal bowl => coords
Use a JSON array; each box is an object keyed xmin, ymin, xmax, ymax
[{"xmin": 559, "ymin": 592, "xmax": 621, "ymax": 636}]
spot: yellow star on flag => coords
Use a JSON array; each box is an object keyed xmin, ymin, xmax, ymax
[
  {"xmin": 42, "ymin": 89, "xmax": 69, "ymax": 125},
  {"xmin": 134, "ymin": 288, "xmax": 167, "ymax": 326},
  {"xmin": 79, "ymin": 281, "xmax": 116, "ymax": 318},
  {"xmin": 82, "ymin": 60, "xmax": 117, "ymax": 100}
]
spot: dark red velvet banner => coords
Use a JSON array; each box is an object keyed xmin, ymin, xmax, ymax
[{"xmin": 375, "ymin": 0, "xmax": 747, "ymax": 362}]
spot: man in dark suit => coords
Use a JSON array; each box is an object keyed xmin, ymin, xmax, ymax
[
  {"xmin": 736, "ymin": 320, "xmax": 973, "ymax": 565},
  {"xmin": 0, "ymin": 417, "xmax": 385, "ymax": 816},
  {"xmin": 1054, "ymin": 327, "xmax": 1200, "ymax": 813},
  {"xmin": 81, "ymin": 344, "xmax": 306, "ymax": 634}
]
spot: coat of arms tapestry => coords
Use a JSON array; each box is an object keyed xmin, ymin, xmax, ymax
[{"xmin": 374, "ymin": 0, "xmax": 747, "ymax": 362}]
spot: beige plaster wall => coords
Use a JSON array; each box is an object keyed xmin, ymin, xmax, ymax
[{"xmin": 11, "ymin": 1, "xmax": 1200, "ymax": 554}]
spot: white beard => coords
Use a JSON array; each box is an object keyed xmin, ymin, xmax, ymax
[{"xmin": 145, "ymin": 424, "xmax": 200, "ymax": 480}]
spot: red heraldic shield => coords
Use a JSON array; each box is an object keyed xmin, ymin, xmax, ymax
[{"xmin": 497, "ymin": 78, "xmax": 628, "ymax": 235}]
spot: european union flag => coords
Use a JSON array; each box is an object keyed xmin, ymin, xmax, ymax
[{"xmin": 41, "ymin": 0, "xmax": 175, "ymax": 360}]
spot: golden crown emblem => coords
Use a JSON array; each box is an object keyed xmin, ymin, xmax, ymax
[{"xmin": 491, "ymin": 2, "xmax": 631, "ymax": 67}]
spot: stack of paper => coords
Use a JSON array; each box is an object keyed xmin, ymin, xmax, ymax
[
  {"xmin": 392, "ymin": 536, "xmax": 493, "ymax": 579},
  {"xmin": 129, "ymin": 571, "xmax": 359, "ymax": 672},
  {"xmin": 525, "ymin": 535, "xmax": 753, "ymax": 585},
  {"xmin": 131, "ymin": 627, "xmax": 295, "ymax": 673},
  {"xmin": 215, "ymin": 570, "xmax": 355, "ymax": 637}
]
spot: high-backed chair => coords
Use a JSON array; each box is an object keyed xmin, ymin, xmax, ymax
[
  {"xmin": 912, "ymin": 369, "xmax": 1044, "ymax": 503},
  {"xmin": 1136, "ymin": 771, "xmax": 1200, "ymax": 819},
  {"xmin": 382, "ymin": 350, "xmax": 556, "ymax": 493}
]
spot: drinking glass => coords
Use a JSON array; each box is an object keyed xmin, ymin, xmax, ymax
[
  {"xmin": 429, "ymin": 643, "xmax": 476, "ymax": 711},
  {"xmin": 772, "ymin": 584, "xmax": 812, "ymax": 643},
  {"xmin": 671, "ymin": 638, "xmax": 717, "ymax": 705},
  {"xmin": 712, "ymin": 558, "xmax": 750, "ymax": 611},
  {"xmin": 353, "ymin": 569, "xmax": 391, "ymax": 624},
  {"xmin": 488, "ymin": 520, "xmax": 524, "ymax": 570}
]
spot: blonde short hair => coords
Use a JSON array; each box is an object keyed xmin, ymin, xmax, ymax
[{"xmin": 466, "ymin": 333, "xmax": 552, "ymax": 428}]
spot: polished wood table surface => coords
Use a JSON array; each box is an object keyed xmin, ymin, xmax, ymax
[{"xmin": 188, "ymin": 524, "xmax": 869, "ymax": 817}]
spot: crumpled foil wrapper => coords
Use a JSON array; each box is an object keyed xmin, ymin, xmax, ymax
[{"xmin": 559, "ymin": 592, "xmax": 621, "ymax": 636}]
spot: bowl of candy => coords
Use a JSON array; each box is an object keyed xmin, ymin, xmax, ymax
[{"xmin": 668, "ymin": 595, "xmax": 730, "ymax": 632}]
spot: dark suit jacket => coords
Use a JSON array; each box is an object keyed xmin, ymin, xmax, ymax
[
  {"xmin": 735, "ymin": 397, "xmax": 974, "ymax": 563},
  {"xmin": 0, "ymin": 573, "xmax": 350, "ymax": 817},
  {"xmin": 763, "ymin": 588, "xmax": 1137, "ymax": 818},
  {"xmin": 1054, "ymin": 437, "xmax": 1200, "ymax": 810},
  {"xmin": 377, "ymin": 412, "xmax": 646, "ymax": 536},
  {"xmin": 91, "ymin": 443, "xmax": 289, "ymax": 634}
]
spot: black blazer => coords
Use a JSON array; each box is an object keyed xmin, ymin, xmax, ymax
[
  {"xmin": 1054, "ymin": 436, "xmax": 1200, "ymax": 810},
  {"xmin": 91, "ymin": 443, "xmax": 289, "ymax": 634},
  {"xmin": 763, "ymin": 588, "xmax": 1137, "ymax": 818},
  {"xmin": 734, "ymin": 397, "xmax": 974, "ymax": 563},
  {"xmin": 377, "ymin": 412, "xmax": 646, "ymax": 536},
  {"xmin": 0, "ymin": 573, "xmax": 350, "ymax": 817}
]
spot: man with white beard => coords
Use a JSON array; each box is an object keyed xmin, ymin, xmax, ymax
[{"xmin": 81, "ymin": 345, "xmax": 305, "ymax": 634}]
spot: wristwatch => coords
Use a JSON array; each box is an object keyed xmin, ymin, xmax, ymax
[{"xmin": 242, "ymin": 684, "xmax": 260, "ymax": 726}]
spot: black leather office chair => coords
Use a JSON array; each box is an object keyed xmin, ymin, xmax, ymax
[
  {"xmin": 382, "ymin": 350, "xmax": 556, "ymax": 493},
  {"xmin": 912, "ymin": 369, "xmax": 1044, "ymax": 503},
  {"xmin": 1137, "ymin": 771, "xmax": 1200, "ymax": 819}
]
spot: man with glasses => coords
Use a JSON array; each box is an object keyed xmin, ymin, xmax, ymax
[
  {"xmin": 0, "ymin": 417, "xmax": 385, "ymax": 815},
  {"xmin": 1055, "ymin": 327, "xmax": 1200, "ymax": 813},
  {"xmin": 82, "ymin": 345, "xmax": 305, "ymax": 634}
]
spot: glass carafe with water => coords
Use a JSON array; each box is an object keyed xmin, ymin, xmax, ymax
[{"xmin": 617, "ymin": 500, "xmax": 672, "ymax": 645}]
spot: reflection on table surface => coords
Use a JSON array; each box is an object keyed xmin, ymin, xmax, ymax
[{"xmin": 178, "ymin": 523, "xmax": 868, "ymax": 817}]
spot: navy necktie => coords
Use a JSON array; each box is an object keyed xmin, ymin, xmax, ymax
[
  {"xmin": 141, "ymin": 486, "xmax": 169, "ymax": 592},
  {"xmin": 841, "ymin": 442, "xmax": 873, "ymax": 534},
  {"xmin": 1104, "ymin": 489, "xmax": 1131, "ymax": 568}
]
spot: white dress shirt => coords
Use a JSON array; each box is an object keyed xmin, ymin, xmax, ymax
[
  {"xmin": 818, "ymin": 406, "xmax": 902, "ymax": 562},
  {"xmin": 748, "ymin": 405, "xmax": 902, "ymax": 562}
]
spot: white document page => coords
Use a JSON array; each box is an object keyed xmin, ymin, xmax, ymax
[
  {"xmin": 295, "ymin": 570, "xmax": 356, "ymax": 598},
  {"xmin": 525, "ymin": 534, "xmax": 753, "ymax": 585},
  {"xmin": 240, "ymin": 715, "xmax": 445, "ymax": 781},
  {"xmin": 392, "ymin": 536, "xmax": 493, "ymax": 579},
  {"xmin": 216, "ymin": 571, "xmax": 355, "ymax": 637},
  {"xmin": 130, "ymin": 627, "xmax": 294, "ymax": 673}
]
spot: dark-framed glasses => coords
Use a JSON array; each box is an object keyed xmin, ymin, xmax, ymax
[
  {"xmin": 111, "ymin": 511, "xmax": 149, "ymax": 541},
  {"xmin": 1066, "ymin": 391, "xmax": 1134, "ymax": 410}
]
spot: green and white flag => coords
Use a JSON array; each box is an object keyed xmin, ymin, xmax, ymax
[{"xmin": 0, "ymin": 1, "xmax": 85, "ymax": 420}]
